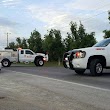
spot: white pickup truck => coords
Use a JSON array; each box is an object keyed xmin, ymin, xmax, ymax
[
  {"xmin": 0, "ymin": 48, "xmax": 48, "ymax": 67},
  {"xmin": 63, "ymin": 38, "xmax": 110, "ymax": 76}
]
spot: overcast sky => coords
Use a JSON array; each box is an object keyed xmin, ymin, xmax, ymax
[{"xmin": 0, "ymin": 0, "xmax": 110, "ymax": 47}]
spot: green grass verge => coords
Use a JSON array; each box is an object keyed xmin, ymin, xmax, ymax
[
  {"xmin": 44, "ymin": 61, "xmax": 63, "ymax": 67},
  {"xmin": 12, "ymin": 61, "xmax": 63, "ymax": 67}
]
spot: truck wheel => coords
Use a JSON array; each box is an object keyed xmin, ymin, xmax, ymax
[
  {"xmin": 90, "ymin": 59, "xmax": 103, "ymax": 76},
  {"xmin": 74, "ymin": 69, "xmax": 85, "ymax": 75},
  {"xmin": 34, "ymin": 58, "xmax": 44, "ymax": 66},
  {"xmin": 1, "ymin": 59, "xmax": 11, "ymax": 67}
]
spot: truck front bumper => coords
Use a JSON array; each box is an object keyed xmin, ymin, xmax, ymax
[
  {"xmin": 63, "ymin": 58, "xmax": 87, "ymax": 70},
  {"xmin": 0, "ymin": 63, "xmax": 1, "ymax": 70},
  {"xmin": 72, "ymin": 58, "xmax": 87, "ymax": 69},
  {"xmin": 63, "ymin": 59, "xmax": 74, "ymax": 70}
]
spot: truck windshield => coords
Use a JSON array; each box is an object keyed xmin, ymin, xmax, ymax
[{"xmin": 93, "ymin": 39, "xmax": 110, "ymax": 47}]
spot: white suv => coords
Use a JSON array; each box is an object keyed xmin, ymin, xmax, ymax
[{"xmin": 63, "ymin": 38, "xmax": 110, "ymax": 76}]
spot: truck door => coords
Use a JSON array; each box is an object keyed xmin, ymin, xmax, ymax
[
  {"xmin": 18, "ymin": 50, "xmax": 25, "ymax": 62},
  {"xmin": 19, "ymin": 49, "xmax": 36, "ymax": 62},
  {"xmin": 24, "ymin": 50, "xmax": 35, "ymax": 62}
]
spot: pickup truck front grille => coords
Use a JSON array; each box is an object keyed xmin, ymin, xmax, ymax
[{"xmin": 63, "ymin": 52, "xmax": 74, "ymax": 69}]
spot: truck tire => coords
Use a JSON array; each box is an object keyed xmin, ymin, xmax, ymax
[
  {"xmin": 90, "ymin": 59, "xmax": 103, "ymax": 76},
  {"xmin": 1, "ymin": 59, "xmax": 11, "ymax": 67},
  {"xmin": 34, "ymin": 58, "xmax": 44, "ymax": 66},
  {"xmin": 74, "ymin": 69, "xmax": 85, "ymax": 75}
]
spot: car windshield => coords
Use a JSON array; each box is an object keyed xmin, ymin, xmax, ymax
[{"xmin": 93, "ymin": 39, "xmax": 110, "ymax": 47}]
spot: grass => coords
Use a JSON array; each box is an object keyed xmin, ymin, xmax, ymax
[
  {"xmin": 44, "ymin": 61, "xmax": 63, "ymax": 67},
  {"xmin": 12, "ymin": 61, "xmax": 63, "ymax": 67}
]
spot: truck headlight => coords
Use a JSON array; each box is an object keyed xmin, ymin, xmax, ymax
[
  {"xmin": 65, "ymin": 57, "xmax": 68, "ymax": 61},
  {"xmin": 74, "ymin": 51, "xmax": 86, "ymax": 58}
]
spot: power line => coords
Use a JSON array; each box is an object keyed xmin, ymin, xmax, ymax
[
  {"xmin": 65, "ymin": 10, "xmax": 109, "ymax": 28},
  {"xmin": 86, "ymin": 22, "xmax": 110, "ymax": 31},
  {"xmin": 71, "ymin": 2, "xmax": 110, "ymax": 23},
  {"xmin": 81, "ymin": 10, "xmax": 109, "ymax": 22},
  {"xmin": 87, "ymin": 2, "xmax": 110, "ymax": 12}
]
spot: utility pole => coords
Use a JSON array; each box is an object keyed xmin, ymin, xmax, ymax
[{"xmin": 5, "ymin": 32, "xmax": 11, "ymax": 47}]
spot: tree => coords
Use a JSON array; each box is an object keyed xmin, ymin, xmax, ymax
[
  {"xmin": 63, "ymin": 33, "xmax": 74, "ymax": 51},
  {"xmin": 53, "ymin": 29, "xmax": 65, "ymax": 61},
  {"xmin": 103, "ymin": 30, "xmax": 110, "ymax": 38},
  {"xmin": 43, "ymin": 30, "xmax": 55, "ymax": 61},
  {"xmin": 108, "ymin": 11, "xmax": 110, "ymax": 21},
  {"xmin": 64, "ymin": 21, "xmax": 96, "ymax": 50},
  {"xmin": 81, "ymin": 32, "xmax": 96, "ymax": 47},
  {"xmin": 103, "ymin": 11, "xmax": 110, "ymax": 38},
  {"xmin": 15, "ymin": 37, "xmax": 28, "ymax": 49},
  {"xmin": 28, "ymin": 29, "xmax": 43, "ymax": 52},
  {"xmin": 70, "ymin": 22, "xmax": 80, "ymax": 48},
  {"xmin": 16, "ymin": 37, "xmax": 22, "ymax": 48},
  {"xmin": 43, "ymin": 29, "xmax": 64, "ymax": 61},
  {"xmin": 8, "ymin": 42, "xmax": 16, "ymax": 49},
  {"xmin": 22, "ymin": 38, "xmax": 28, "ymax": 49}
]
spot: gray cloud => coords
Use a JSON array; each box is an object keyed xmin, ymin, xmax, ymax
[
  {"xmin": 66, "ymin": 0, "xmax": 110, "ymax": 11},
  {"xmin": 27, "ymin": 3, "xmax": 110, "ymax": 41},
  {"xmin": 0, "ymin": 16, "xmax": 19, "ymax": 47},
  {"xmin": 0, "ymin": 17, "xmax": 18, "ymax": 27}
]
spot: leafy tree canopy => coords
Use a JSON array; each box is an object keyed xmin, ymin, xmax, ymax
[
  {"xmin": 28, "ymin": 29, "xmax": 43, "ymax": 52},
  {"xmin": 103, "ymin": 11, "xmax": 110, "ymax": 38},
  {"xmin": 64, "ymin": 21, "xmax": 96, "ymax": 51}
]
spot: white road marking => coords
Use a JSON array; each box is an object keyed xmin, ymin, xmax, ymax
[{"xmin": 5, "ymin": 69, "xmax": 110, "ymax": 92}]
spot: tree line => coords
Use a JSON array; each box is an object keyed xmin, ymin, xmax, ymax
[{"xmin": 8, "ymin": 12, "xmax": 110, "ymax": 61}]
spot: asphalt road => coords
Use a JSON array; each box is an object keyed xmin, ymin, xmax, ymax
[
  {"xmin": 0, "ymin": 66, "xmax": 110, "ymax": 110},
  {"xmin": 3, "ymin": 65, "xmax": 110, "ymax": 90}
]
